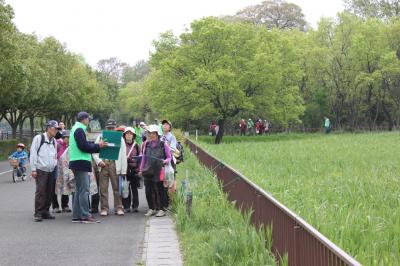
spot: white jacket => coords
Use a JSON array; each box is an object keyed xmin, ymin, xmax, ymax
[{"xmin": 92, "ymin": 135, "xmax": 127, "ymax": 175}]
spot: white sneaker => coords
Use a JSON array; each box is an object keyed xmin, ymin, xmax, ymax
[
  {"xmin": 100, "ymin": 210, "xmax": 108, "ymax": 216},
  {"xmin": 116, "ymin": 209, "xmax": 124, "ymax": 216},
  {"xmin": 144, "ymin": 209, "xmax": 156, "ymax": 217},
  {"xmin": 155, "ymin": 210, "xmax": 166, "ymax": 217}
]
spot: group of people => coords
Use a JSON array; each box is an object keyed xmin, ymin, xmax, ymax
[
  {"xmin": 28, "ymin": 111, "xmax": 180, "ymax": 223},
  {"xmin": 239, "ymin": 118, "xmax": 270, "ymax": 136}
]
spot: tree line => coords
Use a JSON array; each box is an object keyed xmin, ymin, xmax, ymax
[
  {"xmin": 2, "ymin": 0, "xmax": 400, "ymax": 143},
  {"xmin": 0, "ymin": 1, "xmax": 137, "ymax": 138},
  {"xmin": 116, "ymin": 0, "xmax": 400, "ymax": 143}
]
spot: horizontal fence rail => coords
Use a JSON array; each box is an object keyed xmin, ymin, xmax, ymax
[{"xmin": 186, "ymin": 138, "xmax": 361, "ymax": 266}]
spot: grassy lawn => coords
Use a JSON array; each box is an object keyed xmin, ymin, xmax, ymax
[
  {"xmin": 197, "ymin": 132, "xmax": 400, "ymax": 265},
  {"xmin": 174, "ymin": 149, "xmax": 278, "ymax": 266}
]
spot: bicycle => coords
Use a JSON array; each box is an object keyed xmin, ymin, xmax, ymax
[{"xmin": 9, "ymin": 158, "xmax": 28, "ymax": 183}]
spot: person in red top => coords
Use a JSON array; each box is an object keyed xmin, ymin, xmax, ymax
[
  {"xmin": 239, "ymin": 119, "xmax": 247, "ymax": 136},
  {"xmin": 209, "ymin": 121, "xmax": 217, "ymax": 136}
]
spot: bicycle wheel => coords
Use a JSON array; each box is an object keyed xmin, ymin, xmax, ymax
[{"xmin": 12, "ymin": 168, "xmax": 16, "ymax": 183}]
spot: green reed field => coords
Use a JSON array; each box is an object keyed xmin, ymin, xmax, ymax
[{"xmin": 198, "ymin": 132, "xmax": 400, "ymax": 265}]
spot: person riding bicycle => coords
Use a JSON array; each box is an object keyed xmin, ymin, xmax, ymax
[{"xmin": 9, "ymin": 143, "xmax": 28, "ymax": 179}]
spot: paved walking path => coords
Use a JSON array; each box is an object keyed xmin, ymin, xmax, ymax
[
  {"xmin": 142, "ymin": 215, "xmax": 183, "ymax": 266},
  {"xmin": 0, "ymin": 161, "xmax": 146, "ymax": 266}
]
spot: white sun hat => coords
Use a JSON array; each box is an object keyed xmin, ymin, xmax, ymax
[{"xmin": 146, "ymin": 124, "xmax": 162, "ymax": 136}]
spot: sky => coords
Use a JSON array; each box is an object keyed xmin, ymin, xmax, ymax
[{"xmin": 6, "ymin": 0, "xmax": 344, "ymax": 67}]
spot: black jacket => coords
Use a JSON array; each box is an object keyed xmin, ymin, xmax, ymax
[{"xmin": 69, "ymin": 128, "xmax": 100, "ymax": 172}]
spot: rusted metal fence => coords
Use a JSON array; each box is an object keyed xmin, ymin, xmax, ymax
[{"xmin": 186, "ymin": 138, "xmax": 361, "ymax": 266}]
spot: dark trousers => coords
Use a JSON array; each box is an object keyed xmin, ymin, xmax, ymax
[
  {"xmin": 144, "ymin": 180, "xmax": 168, "ymax": 210},
  {"xmin": 122, "ymin": 166, "xmax": 139, "ymax": 210},
  {"xmin": 34, "ymin": 169, "xmax": 53, "ymax": 217},
  {"xmin": 90, "ymin": 168, "xmax": 100, "ymax": 212},
  {"xmin": 16, "ymin": 163, "xmax": 26, "ymax": 177},
  {"xmin": 52, "ymin": 194, "xmax": 69, "ymax": 209}
]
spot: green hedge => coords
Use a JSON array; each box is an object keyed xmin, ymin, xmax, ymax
[
  {"xmin": 0, "ymin": 139, "xmax": 31, "ymax": 160},
  {"xmin": 173, "ymin": 149, "xmax": 279, "ymax": 266}
]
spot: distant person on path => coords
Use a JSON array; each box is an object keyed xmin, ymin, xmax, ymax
[
  {"xmin": 93, "ymin": 119, "xmax": 127, "ymax": 216},
  {"xmin": 52, "ymin": 130, "xmax": 71, "ymax": 213},
  {"xmin": 134, "ymin": 122, "xmax": 144, "ymax": 146},
  {"xmin": 122, "ymin": 127, "xmax": 141, "ymax": 213},
  {"xmin": 209, "ymin": 121, "xmax": 217, "ymax": 136},
  {"xmin": 247, "ymin": 118, "xmax": 254, "ymax": 135},
  {"xmin": 264, "ymin": 120, "xmax": 270, "ymax": 134},
  {"xmin": 239, "ymin": 119, "xmax": 247, "ymax": 136},
  {"xmin": 139, "ymin": 122, "xmax": 147, "ymax": 142},
  {"xmin": 30, "ymin": 120, "xmax": 60, "ymax": 222},
  {"xmin": 69, "ymin": 112, "xmax": 107, "ymax": 224},
  {"xmin": 139, "ymin": 125, "xmax": 171, "ymax": 218},
  {"xmin": 324, "ymin": 117, "xmax": 331, "ymax": 134}
]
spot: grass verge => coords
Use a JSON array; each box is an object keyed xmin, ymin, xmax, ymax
[{"xmin": 173, "ymin": 149, "xmax": 277, "ymax": 266}]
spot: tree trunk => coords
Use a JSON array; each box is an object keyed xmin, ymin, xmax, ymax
[
  {"xmin": 19, "ymin": 119, "xmax": 24, "ymax": 139},
  {"xmin": 29, "ymin": 115, "xmax": 35, "ymax": 137},
  {"xmin": 214, "ymin": 119, "xmax": 225, "ymax": 144},
  {"xmin": 382, "ymin": 100, "xmax": 393, "ymax": 131}
]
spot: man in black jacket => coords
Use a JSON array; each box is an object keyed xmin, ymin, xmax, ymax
[{"xmin": 69, "ymin": 112, "xmax": 107, "ymax": 224}]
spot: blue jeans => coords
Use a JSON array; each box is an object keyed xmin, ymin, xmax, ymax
[
  {"xmin": 16, "ymin": 163, "xmax": 26, "ymax": 177},
  {"xmin": 72, "ymin": 171, "xmax": 90, "ymax": 219}
]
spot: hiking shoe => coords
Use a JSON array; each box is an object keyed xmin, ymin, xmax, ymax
[
  {"xmin": 116, "ymin": 209, "xmax": 124, "ymax": 216},
  {"xmin": 132, "ymin": 207, "xmax": 139, "ymax": 213},
  {"xmin": 81, "ymin": 217, "xmax": 100, "ymax": 224},
  {"xmin": 144, "ymin": 209, "xmax": 156, "ymax": 217},
  {"xmin": 53, "ymin": 208, "xmax": 61, "ymax": 214},
  {"xmin": 34, "ymin": 216, "xmax": 42, "ymax": 222},
  {"xmin": 72, "ymin": 218, "xmax": 81, "ymax": 223},
  {"xmin": 62, "ymin": 207, "xmax": 72, "ymax": 213},
  {"xmin": 155, "ymin": 210, "xmax": 166, "ymax": 217},
  {"xmin": 100, "ymin": 210, "xmax": 108, "ymax": 216}
]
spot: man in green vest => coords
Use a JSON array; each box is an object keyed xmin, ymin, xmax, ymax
[
  {"xmin": 134, "ymin": 121, "xmax": 143, "ymax": 146},
  {"xmin": 69, "ymin": 112, "xmax": 107, "ymax": 224}
]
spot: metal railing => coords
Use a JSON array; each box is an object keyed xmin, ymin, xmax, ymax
[
  {"xmin": 186, "ymin": 138, "xmax": 361, "ymax": 266},
  {"xmin": 0, "ymin": 130, "xmax": 41, "ymax": 140}
]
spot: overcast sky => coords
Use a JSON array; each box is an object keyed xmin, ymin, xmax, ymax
[{"xmin": 6, "ymin": 0, "xmax": 344, "ymax": 67}]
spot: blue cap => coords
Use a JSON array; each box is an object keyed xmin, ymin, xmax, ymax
[
  {"xmin": 77, "ymin": 111, "xmax": 90, "ymax": 122},
  {"xmin": 46, "ymin": 120, "xmax": 60, "ymax": 129}
]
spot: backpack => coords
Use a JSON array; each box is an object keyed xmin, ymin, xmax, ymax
[
  {"xmin": 141, "ymin": 141, "xmax": 166, "ymax": 178},
  {"xmin": 175, "ymin": 141, "xmax": 184, "ymax": 164},
  {"xmin": 37, "ymin": 134, "xmax": 56, "ymax": 155}
]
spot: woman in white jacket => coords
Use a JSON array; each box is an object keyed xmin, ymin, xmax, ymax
[{"xmin": 92, "ymin": 119, "xmax": 127, "ymax": 216}]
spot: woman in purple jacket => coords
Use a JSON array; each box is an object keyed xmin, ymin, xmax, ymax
[{"xmin": 139, "ymin": 125, "xmax": 171, "ymax": 217}]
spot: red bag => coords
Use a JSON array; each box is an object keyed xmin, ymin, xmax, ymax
[{"xmin": 159, "ymin": 168, "xmax": 165, "ymax": 181}]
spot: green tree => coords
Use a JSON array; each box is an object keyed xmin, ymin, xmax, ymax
[
  {"xmin": 344, "ymin": 0, "xmax": 400, "ymax": 19},
  {"xmin": 148, "ymin": 18, "xmax": 304, "ymax": 143}
]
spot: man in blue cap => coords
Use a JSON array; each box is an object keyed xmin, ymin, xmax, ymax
[
  {"xmin": 69, "ymin": 112, "xmax": 107, "ymax": 224},
  {"xmin": 30, "ymin": 120, "xmax": 60, "ymax": 222}
]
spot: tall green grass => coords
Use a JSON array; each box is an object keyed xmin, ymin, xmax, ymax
[
  {"xmin": 174, "ymin": 150, "xmax": 277, "ymax": 266},
  {"xmin": 198, "ymin": 132, "xmax": 400, "ymax": 265}
]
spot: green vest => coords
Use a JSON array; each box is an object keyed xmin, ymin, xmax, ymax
[
  {"xmin": 69, "ymin": 122, "xmax": 91, "ymax": 162},
  {"xmin": 135, "ymin": 127, "xmax": 143, "ymax": 145}
]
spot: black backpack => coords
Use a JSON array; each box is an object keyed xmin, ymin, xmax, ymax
[
  {"xmin": 36, "ymin": 134, "xmax": 56, "ymax": 155},
  {"xmin": 175, "ymin": 141, "xmax": 184, "ymax": 164}
]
